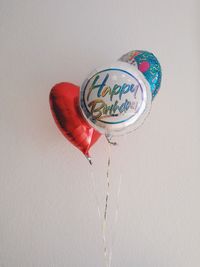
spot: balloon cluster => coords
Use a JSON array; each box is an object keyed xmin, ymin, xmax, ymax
[{"xmin": 49, "ymin": 50, "xmax": 162, "ymax": 163}]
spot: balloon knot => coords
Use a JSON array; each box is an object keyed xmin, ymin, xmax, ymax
[{"xmin": 105, "ymin": 134, "xmax": 117, "ymax": 146}]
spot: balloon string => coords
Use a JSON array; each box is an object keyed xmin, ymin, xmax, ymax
[
  {"xmin": 90, "ymin": 161, "xmax": 109, "ymax": 267},
  {"xmin": 109, "ymin": 172, "xmax": 122, "ymax": 267},
  {"xmin": 90, "ymin": 135, "xmax": 121, "ymax": 267},
  {"xmin": 90, "ymin": 159, "xmax": 109, "ymax": 267},
  {"xmin": 105, "ymin": 135, "xmax": 121, "ymax": 267},
  {"xmin": 91, "ymin": 170, "xmax": 101, "ymax": 219},
  {"xmin": 103, "ymin": 141, "xmax": 111, "ymax": 267}
]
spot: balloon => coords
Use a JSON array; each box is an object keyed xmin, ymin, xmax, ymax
[
  {"xmin": 80, "ymin": 61, "xmax": 152, "ymax": 136},
  {"xmin": 119, "ymin": 50, "xmax": 162, "ymax": 99},
  {"xmin": 49, "ymin": 82, "xmax": 101, "ymax": 163}
]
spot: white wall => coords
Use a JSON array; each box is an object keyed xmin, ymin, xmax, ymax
[{"xmin": 0, "ymin": 0, "xmax": 200, "ymax": 266}]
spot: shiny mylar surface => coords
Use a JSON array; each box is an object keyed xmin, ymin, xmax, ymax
[
  {"xmin": 119, "ymin": 50, "xmax": 162, "ymax": 99},
  {"xmin": 49, "ymin": 82, "xmax": 101, "ymax": 162},
  {"xmin": 80, "ymin": 61, "xmax": 152, "ymax": 136}
]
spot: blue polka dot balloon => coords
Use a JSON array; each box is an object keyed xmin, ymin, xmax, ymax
[{"xmin": 119, "ymin": 50, "xmax": 162, "ymax": 99}]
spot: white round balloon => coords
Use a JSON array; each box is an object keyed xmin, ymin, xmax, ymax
[{"xmin": 80, "ymin": 61, "xmax": 152, "ymax": 136}]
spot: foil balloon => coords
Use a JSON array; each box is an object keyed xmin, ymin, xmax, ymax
[
  {"xmin": 80, "ymin": 61, "xmax": 152, "ymax": 136},
  {"xmin": 49, "ymin": 82, "xmax": 101, "ymax": 163},
  {"xmin": 119, "ymin": 50, "xmax": 162, "ymax": 99}
]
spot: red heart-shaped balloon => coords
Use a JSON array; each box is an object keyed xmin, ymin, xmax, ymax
[{"xmin": 49, "ymin": 82, "xmax": 101, "ymax": 163}]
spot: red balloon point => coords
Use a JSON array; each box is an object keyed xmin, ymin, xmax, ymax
[{"xmin": 49, "ymin": 82, "xmax": 101, "ymax": 163}]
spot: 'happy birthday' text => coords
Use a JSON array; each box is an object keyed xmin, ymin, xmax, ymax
[{"xmin": 86, "ymin": 73, "xmax": 140, "ymax": 119}]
